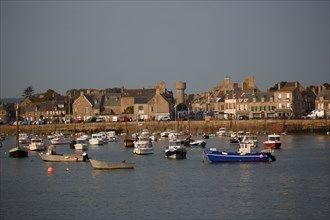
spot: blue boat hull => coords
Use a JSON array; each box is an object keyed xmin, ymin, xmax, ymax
[{"xmin": 204, "ymin": 150, "xmax": 275, "ymax": 162}]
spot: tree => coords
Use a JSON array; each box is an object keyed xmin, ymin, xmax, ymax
[{"xmin": 22, "ymin": 86, "xmax": 34, "ymax": 98}]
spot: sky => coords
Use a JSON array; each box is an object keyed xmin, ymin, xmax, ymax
[{"xmin": 1, "ymin": 0, "xmax": 329, "ymax": 99}]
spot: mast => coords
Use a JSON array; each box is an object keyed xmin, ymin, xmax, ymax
[{"xmin": 15, "ymin": 103, "xmax": 19, "ymax": 147}]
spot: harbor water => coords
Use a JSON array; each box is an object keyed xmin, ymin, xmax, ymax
[{"xmin": 0, "ymin": 134, "xmax": 329, "ymax": 220}]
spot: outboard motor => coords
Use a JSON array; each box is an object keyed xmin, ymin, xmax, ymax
[
  {"xmin": 82, "ymin": 152, "xmax": 89, "ymax": 162},
  {"xmin": 267, "ymin": 153, "xmax": 276, "ymax": 162}
]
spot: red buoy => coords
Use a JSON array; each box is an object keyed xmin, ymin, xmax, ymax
[{"xmin": 48, "ymin": 167, "xmax": 54, "ymax": 173}]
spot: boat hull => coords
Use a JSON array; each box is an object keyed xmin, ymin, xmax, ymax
[
  {"xmin": 204, "ymin": 150, "xmax": 275, "ymax": 162},
  {"xmin": 165, "ymin": 148, "xmax": 187, "ymax": 159},
  {"xmin": 39, "ymin": 153, "xmax": 85, "ymax": 162},
  {"xmin": 9, "ymin": 147, "xmax": 28, "ymax": 158},
  {"xmin": 124, "ymin": 139, "xmax": 135, "ymax": 148},
  {"xmin": 263, "ymin": 142, "xmax": 281, "ymax": 149},
  {"xmin": 90, "ymin": 159, "xmax": 134, "ymax": 169}
]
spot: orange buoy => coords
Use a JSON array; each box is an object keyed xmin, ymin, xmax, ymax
[{"xmin": 48, "ymin": 167, "xmax": 54, "ymax": 173}]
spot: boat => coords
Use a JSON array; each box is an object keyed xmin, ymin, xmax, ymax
[
  {"xmin": 203, "ymin": 143, "xmax": 276, "ymax": 163},
  {"xmin": 18, "ymin": 133, "xmax": 30, "ymax": 145},
  {"xmin": 160, "ymin": 129, "xmax": 173, "ymax": 137},
  {"xmin": 216, "ymin": 127, "xmax": 227, "ymax": 136},
  {"xmin": 50, "ymin": 135, "xmax": 72, "ymax": 145},
  {"xmin": 183, "ymin": 137, "xmax": 207, "ymax": 148},
  {"xmin": 133, "ymin": 130, "xmax": 153, "ymax": 155},
  {"xmin": 28, "ymin": 136, "xmax": 46, "ymax": 151},
  {"xmin": 9, "ymin": 104, "xmax": 28, "ymax": 158},
  {"xmin": 0, "ymin": 133, "xmax": 5, "ymax": 141},
  {"xmin": 74, "ymin": 137, "xmax": 88, "ymax": 150},
  {"xmin": 107, "ymin": 131, "xmax": 119, "ymax": 142},
  {"xmin": 124, "ymin": 138, "xmax": 136, "ymax": 148},
  {"xmin": 164, "ymin": 140, "xmax": 187, "ymax": 159},
  {"xmin": 89, "ymin": 159, "xmax": 134, "ymax": 169},
  {"xmin": 39, "ymin": 152, "xmax": 89, "ymax": 162},
  {"xmin": 98, "ymin": 132, "xmax": 109, "ymax": 144},
  {"xmin": 189, "ymin": 139, "xmax": 207, "ymax": 148},
  {"xmin": 89, "ymin": 133, "xmax": 104, "ymax": 145},
  {"xmin": 263, "ymin": 134, "xmax": 282, "ymax": 149}
]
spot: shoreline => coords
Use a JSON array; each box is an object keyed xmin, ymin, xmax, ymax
[{"xmin": 0, "ymin": 119, "xmax": 329, "ymax": 136}]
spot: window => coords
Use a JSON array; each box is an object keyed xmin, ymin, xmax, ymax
[
  {"xmin": 286, "ymin": 93, "xmax": 290, "ymax": 98},
  {"xmin": 85, "ymin": 107, "xmax": 89, "ymax": 114},
  {"xmin": 279, "ymin": 94, "xmax": 282, "ymax": 99},
  {"xmin": 286, "ymin": 103, "xmax": 290, "ymax": 108}
]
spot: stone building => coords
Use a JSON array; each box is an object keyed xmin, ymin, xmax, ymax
[
  {"xmin": 315, "ymin": 86, "xmax": 330, "ymax": 117},
  {"xmin": 21, "ymin": 90, "xmax": 68, "ymax": 123},
  {"xmin": 72, "ymin": 91, "xmax": 121, "ymax": 121},
  {"xmin": 238, "ymin": 92, "xmax": 275, "ymax": 119},
  {"xmin": 121, "ymin": 81, "xmax": 174, "ymax": 120},
  {"xmin": 273, "ymin": 82, "xmax": 305, "ymax": 119}
]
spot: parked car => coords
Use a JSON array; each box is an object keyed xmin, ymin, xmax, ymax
[
  {"xmin": 120, "ymin": 116, "xmax": 131, "ymax": 122},
  {"xmin": 96, "ymin": 117, "xmax": 106, "ymax": 122},
  {"xmin": 239, "ymin": 115, "xmax": 249, "ymax": 120},
  {"xmin": 86, "ymin": 117, "xmax": 97, "ymax": 123}
]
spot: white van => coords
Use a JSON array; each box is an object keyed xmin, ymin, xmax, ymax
[{"xmin": 158, "ymin": 116, "xmax": 171, "ymax": 121}]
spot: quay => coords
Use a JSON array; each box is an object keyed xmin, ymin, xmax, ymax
[{"xmin": 0, "ymin": 119, "xmax": 329, "ymax": 135}]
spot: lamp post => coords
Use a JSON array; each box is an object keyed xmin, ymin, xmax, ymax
[{"xmin": 188, "ymin": 103, "xmax": 191, "ymax": 132}]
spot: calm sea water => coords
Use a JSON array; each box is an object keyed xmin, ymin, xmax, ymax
[{"xmin": 0, "ymin": 134, "xmax": 329, "ymax": 220}]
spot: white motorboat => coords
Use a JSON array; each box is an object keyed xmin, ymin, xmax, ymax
[
  {"xmin": 216, "ymin": 127, "xmax": 227, "ymax": 136},
  {"xmin": 19, "ymin": 133, "xmax": 30, "ymax": 145},
  {"xmin": 74, "ymin": 137, "xmax": 88, "ymax": 150},
  {"xmin": 107, "ymin": 131, "xmax": 118, "ymax": 142},
  {"xmin": 28, "ymin": 137, "xmax": 46, "ymax": 151},
  {"xmin": 50, "ymin": 135, "xmax": 72, "ymax": 145},
  {"xmin": 89, "ymin": 133, "xmax": 104, "ymax": 145}
]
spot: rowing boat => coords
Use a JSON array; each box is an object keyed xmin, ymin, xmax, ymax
[{"xmin": 90, "ymin": 159, "xmax": 134, "ymax": 169}]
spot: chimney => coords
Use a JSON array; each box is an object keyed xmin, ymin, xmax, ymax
[
  {"xmin": 278, "ymin": 83, "xmax": 281, "ymax": 90},
  {"xmin": 80, "ymin": 91, "xmax": 84, "ymax": 96},
  {"xmin": 233, "ymin": 83, "xmax": 238, "ymax": 89}
]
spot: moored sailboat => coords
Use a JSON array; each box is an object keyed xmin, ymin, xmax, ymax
[{"xmin": 9, "ymin": 104, "xmax": 28, "ymax": 158}]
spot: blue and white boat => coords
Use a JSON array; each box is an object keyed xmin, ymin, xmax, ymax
[{"xmin": 203, "ymin": 143, "xmax": 276, "ymax": 162}]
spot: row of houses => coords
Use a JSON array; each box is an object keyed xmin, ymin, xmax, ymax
[
  {"xmin": 191, "ymin": 77, "xmax": 329, "ymax": 119},
  {"xmin": 0, "ymin": 77, "xmax": 329, "ymax": 124}
]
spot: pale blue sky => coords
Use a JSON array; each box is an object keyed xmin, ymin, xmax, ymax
[{"xmin": 1, "ymin": 0, "xmax": 329, "ymax": 98}]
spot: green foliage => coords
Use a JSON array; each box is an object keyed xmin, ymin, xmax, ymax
[
  {"xmin": 104, "ymin": 88, "xmax": 121, "ymax": 93},
  {"xmin": 22, "ymin": 86, "xmax": 34, "ymax": 98},
  {"xmin": 123, "ymin": 106, "xmax": 134, "ymax": 114}
]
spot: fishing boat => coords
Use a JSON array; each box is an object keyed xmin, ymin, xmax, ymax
[
  {"xmin": 89, "ymin": 159, "xmax": 134, "ymax": 169},
  {"xmin": 39, "ymin": 152, "xmax": 89, "ymax": 162},
  {"xmin": 164, "ymin": 140, "xmax": 187, "ymax": 159},
  {"xmin": 263, "ymin": 134, "xmax": 282, "ymax": 149},
  {"xmin": 203, "ymin": 143, "xmax": 276, "ymax": 163},
  {"xmin": 9, "ymin": 104, "xmax": 28, "ymax": 158},
  {"xmin": 133, "ymin": 130, "xmax": 153, "ymax": 155}
]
